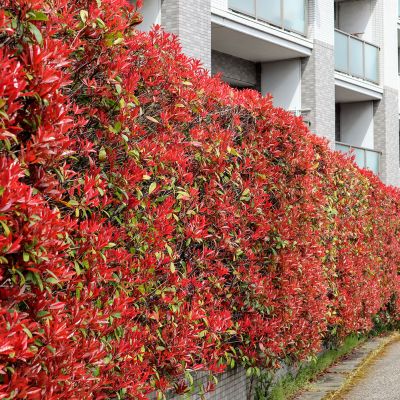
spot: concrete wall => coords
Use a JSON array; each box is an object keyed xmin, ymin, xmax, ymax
[
  {"xmin": 212, "ymin": 50, "xmax": 258, "ymax": 87},
  {"xmin": 138, "ymin": 0, "xmax": 161, "ymax": 31},
  {"xmin": 335, "ymin": 0, "xmax": 376, "ymax": 41},
  {"xmin": 161, "ymin": 0, "xmax": 211, "ymax": 70},
  {"xmin": 339, "ymin": 102, "xmax": 374, "ymax": 148},
  {"xmin": 261, "ymin": 59, "xmax": 302, "ymax": 110}
]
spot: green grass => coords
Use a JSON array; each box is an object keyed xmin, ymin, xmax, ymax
[{"xmin": 257, "ymin": 334, "xmax": 366, "ymax": 400}]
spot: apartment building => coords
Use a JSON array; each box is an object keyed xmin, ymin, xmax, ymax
[{"xmin": 139, "ymin": 0, "xmax": 400, "ymax": 187}]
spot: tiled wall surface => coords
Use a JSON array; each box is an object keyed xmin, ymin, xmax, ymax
[
  {"xmin": 374, "ymin": 87, "xmax": 400, "ymax": 186},
  {"xmin": 161, "ymin": 0, "xmax": 211, "ymax": 70},
  {"xmin": 212, "ymin": 50, "xmax": 258, "ymax": 87},
  {"xmin": 301, "ymin": 40, "xmax": 335, "ymax": 145}
]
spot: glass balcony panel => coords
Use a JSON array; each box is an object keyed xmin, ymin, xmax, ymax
[
  {"xmin": 336, "ymin": 142, "xmax": 380, "ymax": 175},
  {"xmin": 257, "ymin": 0, "xmax": 281, "ymax": 27},
  {"xmin": 335, "ymin": 31, "xmax": 349, "ymax": 73},
  {"xmin": 353, "ymin": 148, "xmax": 365, "ymax": 167},
  {"xmin": 349, "ymin": 37, "xmax": 364, "ymax": 78},
  {"xmin": 365, "ymin": 150, "xmax": 380, "ymax": 174},
  {"xmin": 336, "ymin": 143, "xmax": 350, "ymax": 154},
  {"xmin": 364, "ymin": 43, "xmax": 379, "ymax": 83},
  {"xmin": 229, "ymin": 0, "xmax": 255, "ymax": 16},
  {"xmin": 284, "ymin": 0, "xmax": 306, "ymax": 33}
]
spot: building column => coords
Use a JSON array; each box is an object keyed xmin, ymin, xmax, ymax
[
  {"xmin": 161, "ymin": 0, "xmax": 211, "ymax": 70},
  {"xmin": 373, "ymin": 0, "xmax": 399, "ymax": 186},
  {"xmin": 301, "ymin": 0, "xmax": 335, "ymax": 145},
  {"xmin": 374, "ymin": 88, "xmax": 399, "ymax": 185}
]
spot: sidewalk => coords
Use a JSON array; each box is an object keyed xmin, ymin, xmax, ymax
[
  {"xmin": 294, "ymin": 334, "xmax": 400, "ymax": 400},
  {"xmin": 339, "ymin": 339, "xmax": 400, "ymax": 400}
]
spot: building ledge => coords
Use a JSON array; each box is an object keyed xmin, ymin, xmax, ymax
[
  {"xmin": 211, "ymin": 7, "xmax": 313, "ymax": 62},
  {"xmin": 335, "ymin": 72, "xmax": 383, "ymax": 103}
]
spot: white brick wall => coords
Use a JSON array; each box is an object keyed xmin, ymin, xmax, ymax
[
  {"xmin": 211, "ymin": 0, "xmax": 227, "ymax": 10},
  {"xmin": 161, "ymin": 0, "xmax": 211, "ymax": 70},
  {"xmin": 309, "ymin": 0, "xmax": 334, "ymax": 45}
]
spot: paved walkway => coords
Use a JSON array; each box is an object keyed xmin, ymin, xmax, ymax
[
  {"xmin": 340, "ymin": 340, "xmax": 400, "ymax": 400},
  {"xmin": 294, "ymin": 335, "xmax": 394, "ymax": 400}
]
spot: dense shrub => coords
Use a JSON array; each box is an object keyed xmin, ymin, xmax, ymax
[{"xmin": 0, "ymin": 0, "xmax": 399, "ymax": 398}]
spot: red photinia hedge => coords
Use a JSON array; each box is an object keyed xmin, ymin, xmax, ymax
[{"xmin": 0, "ymin": 0, "xmax": 400, "ymax": 398}]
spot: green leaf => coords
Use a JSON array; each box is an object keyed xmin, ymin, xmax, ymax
[
  {"xmin": 47, "ymin": 345, "xmax": 56, "ymax": 354},
  {"xmin": 27, "ymin": 10, "xmax": 48, "ymax": 21},
  {"xmin": 131, "ymin": 95, "xmax": 140, "ymax": 106},
  {"xmin": 99, "ymin": 146, "xmax": 107, "ymax": 161},
  {"xmin": 80, "ymin": 10, "xmax": 88, "ymax": 23},
  {"xmin": 113, "ymin": 37, "xmax": 124, "ymax": 45},
  {"xmin": 28, "ymin": 23, "xmax": 43, "ymax": 44},
  {"xmin": 0, "ymin": 220, "xmax": 10, "ymax": 237},
  {"xmin": 22, "ymin": 325, "xmax": 33, "ymax": 339},
  {"xmin": 23, "ymin": 252, "xmax": 30, "ymax": 262},
  {"xmin": 148, "ymin": 182, "xmax": 157, "ymax": 194},
  {"xmin": 96, "ymin": 17, "xmax": 105, "ymax": 29},
  {"xmin": 165, "ymin": 244, "xmax": 173, "ymax": 257},
  {"xmin": 33, "ymin": 272, "xmax": 44, "ymax": 291}
]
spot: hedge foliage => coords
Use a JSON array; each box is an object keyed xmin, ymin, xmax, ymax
[{"xmin": 0, "ymin": 0, "xmax": 399, "ymax": 398}]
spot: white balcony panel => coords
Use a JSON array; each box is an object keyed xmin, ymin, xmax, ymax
[
  {"xmin": 335, "ymin": 72, "xmax": 383, "ymax": 103},
  {"xmin": 211, "ymin": 8, "xmax": 312, "ymax": 63}
]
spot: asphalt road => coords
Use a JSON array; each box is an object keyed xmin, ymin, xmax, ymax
[{"xmin": 342, "ymin": 340, "xmax": 400, "ymax": 400}]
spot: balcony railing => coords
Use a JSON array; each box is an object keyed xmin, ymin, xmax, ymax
[
  {"xmin": 336, "ymin": 142, "xmax": 381, "ymax": 175},
  {"xmin": 334, "ymin": 29, "xmax": 379, "ymax": 84},
  {"xmin": 228, "ymin": 0, "xmax": 307, "ymax": 36}
]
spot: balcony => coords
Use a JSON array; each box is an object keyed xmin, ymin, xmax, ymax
[
  {"xmin": 336, "ymin": 142, "xmax": 381, "ymax": 175},
  {"xmin": 211, "ymin": 3, "xmax": 312, "ymax": 64},
  {"xmin": 334, "ymin": 29, "xmax": 379, "ymax": 84},
  {"xmin": 228, "ymin": 0, "xmax": 307, "ymax": 36}
]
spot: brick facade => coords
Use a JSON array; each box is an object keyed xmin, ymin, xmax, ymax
[
  {"xmin": 301, "ymin": 40, "xmax": 336, "ymax": 145},
  {"xmin": 211, "ymin": 50, "xmax": 258, "ymax": 88},
  {"xmin": 161, "ymin": 0, "xmax": 211, "ymax": 70},
  {"xmin": 374, "ymin": 87, "xmax": 400, "ymax": 186}
]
